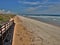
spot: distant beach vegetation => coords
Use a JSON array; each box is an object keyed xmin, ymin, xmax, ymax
[{"xmin": 0, "ymin": 14, "xmax": 15, "ymax": 26}]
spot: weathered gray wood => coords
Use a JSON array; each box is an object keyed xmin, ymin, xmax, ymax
[{"xmin": 0, "ymin": 21, "xmax": 14, "ymax": 45}]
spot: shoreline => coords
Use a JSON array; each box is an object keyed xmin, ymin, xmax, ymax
[{"xmin": 26, "ymin": 17, "xmax": 60, "ymax": 27}]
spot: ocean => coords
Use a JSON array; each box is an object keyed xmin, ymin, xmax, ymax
[{"xmin": 25, "ymin": 16, "xmax": 60, "ymax": 27}]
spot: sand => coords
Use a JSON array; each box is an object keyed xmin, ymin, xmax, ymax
[
  {"xmin": 12, "ymin": 16, "xmax": 33, "ymax": 45},
  {"xmin": 12, "ymin": 16, "xmax": 60, "ymax": 45}
]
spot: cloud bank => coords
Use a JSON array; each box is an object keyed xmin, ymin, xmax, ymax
[
  {"xmin": 18, "ymin": 0, "xmax": 60, "ymax": 14},
  {"xmin": 0, "ymin": 9, "xmax": 13, "ymax": 14}
]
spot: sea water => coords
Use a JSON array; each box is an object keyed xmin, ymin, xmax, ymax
[{"xmin": 26, "ymin": 16, "xmax": 60, "ymax": 27}]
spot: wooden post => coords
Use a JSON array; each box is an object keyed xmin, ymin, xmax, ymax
[{"xmin": 0, "ymin": 28, "xmax": 3, "ymax": 45}]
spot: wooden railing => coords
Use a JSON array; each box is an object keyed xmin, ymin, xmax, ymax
[{"xmin": 0, "ymin": 20, "xmax": 14, "ymax": 45}]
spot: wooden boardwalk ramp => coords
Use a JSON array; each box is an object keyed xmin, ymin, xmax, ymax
[
  {"xmin": 0, "ymin": 20, "xmax": 15, "ymax": 45},
  {"xmin": 4, "ymin": 22, "xmax": 15, "ymax": 45}
]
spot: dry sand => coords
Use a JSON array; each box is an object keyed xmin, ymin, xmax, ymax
[
  {"xmin": 12, "ymin": 16, "xmax": 60, "ymax": 45},
  {"xmin": 12, "ymin": 16, "xmax": 33, "ymax": 45}
]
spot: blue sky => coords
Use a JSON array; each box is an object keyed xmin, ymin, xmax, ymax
[{"xmin": 0, "ymin": 0, "xmax": 60, "ymax": 14}]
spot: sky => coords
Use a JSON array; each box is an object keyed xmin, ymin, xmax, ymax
[{"xmin": 0, "ymin": 0, "xmax": 60, "ymax": 14}]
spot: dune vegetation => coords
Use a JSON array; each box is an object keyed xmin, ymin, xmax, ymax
[{"xmin": 0, "ymin": 14, "xmax": 15, "ymax": 26}]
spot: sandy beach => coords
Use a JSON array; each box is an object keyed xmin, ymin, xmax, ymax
[
  {"xmin": 12, "ymin": 16, "xmax": 60, "ymax": 45},
  {"xmin": 12, "ymin": 16, "xmax": 33, "ymax": 45}
]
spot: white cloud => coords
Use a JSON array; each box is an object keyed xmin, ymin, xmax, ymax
[
  {"xmin": 41, "ymin": 5, "xmax": 60, "ymax": 14},
  {"xmin": 2, "ymin": 9, "xmax": 5, "ymax": 12},
  {"xmin": 47, "ymin": 2, "xmax": 60, "ymax": 4},
  {"xmin": 18, "ymin": 1, "xmax": 40, "ymax": 5},
  {"xmin": 6, "ymin": 11, "xmax": 12, "ymax": 14},
  {"xmin": 26, "ymin": 5, "xmax": 54, "ymax": 12},
  {"xmin": 18, "ymin": 0, "xmax": 48, "ymax": 12},
  {"xmin": 25, "ymin": 1, "xmax": 60, "ymax": 12},
  {"xmin": 26, "ymin": 6, "xmax": 42, "ymax": 12},
  {"xmin": 18, "ymin": 0, "xmax": 60, "ymax": 14},
  {"xmin": 23, "ymin": 2, "xmax": 40, "ymax": 5},
  {"xmin": 0, "ymin": 9, "xmax": 13, "ymax": 14},
  {"xmin": 0, "ymin": 9, "xmax": 5, "ymax": 14},
  {"xmin": 18, "ymin": 0, "xmax": 48, "ymax": 5},
  {"xmin": 28, "ymin": 5, "xmax": 60, "ymax": 14}
]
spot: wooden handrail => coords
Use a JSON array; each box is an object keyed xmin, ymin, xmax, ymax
[
  {"xmin": 0, "ymin": 21, "xmax": 14, "ymax": 36},
  {"xmin": 0, "ymin": 19, "xmax": 14, "ymax": 45}
]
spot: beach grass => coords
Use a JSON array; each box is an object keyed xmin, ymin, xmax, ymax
[
  {"xmin": 0, "ymin": 14, "xmax": 15, "ymax": 21},
  {"xmin": 0, "ymin": 14, "xmax": 16, "ymax": 25}
]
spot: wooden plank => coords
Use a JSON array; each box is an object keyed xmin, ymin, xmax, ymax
[{"xmin": 0, "ymin": 21, "xmax": 14, "ymax": 45}]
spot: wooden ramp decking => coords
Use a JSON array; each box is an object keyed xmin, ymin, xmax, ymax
[
  {"xmin": 4, "ymin": 23, "xmax": 15, "ymax": 45},
  {"xmin": 0, "ymin": 20, "xmax": 15, "ymax": 45}
]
